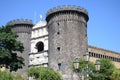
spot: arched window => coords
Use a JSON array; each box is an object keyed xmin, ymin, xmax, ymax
[{"xmin": 36, "ymin": 42, "xmax": 44, "ymax": 52}]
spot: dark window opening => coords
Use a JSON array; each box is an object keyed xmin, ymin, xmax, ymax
[
  {"xmin": 57, "ymin": 23, "xmax": 59, "ymax": 26},
  {"xmin": 89, "ymin": 52, "xmax": 91, "ymax": 57},
  {"xmin": 118, "ymin": 58, "xmax": 120, "ymax": 62},
  {"xmin": 93, "ymin": 53, "xmax": 95, "ymax": 57},
  {"xmin": 98, "ymin": 54, "xmax": 100, "ymax": 58},
  {"xmin": 95, "ymin": 53, "xmax": 98, "ymax": 58},
  {"xmin": 57, "ymin": 32, "xmax": 60, "ymax": 35},
  {"xmin": 58, "ymin": 63, "xmax": 61, "ymax": 71},
  {"xmin": 57, "ymin": 47, "xmax": 60, "ymax": 51},
  {"xmin": 105, "ymin": 55, "xmax": 107, "ymax": 58},
  {"xmin": 91, "ymin": 52, "xmax": 93, "ymax": 57},
  {"xmin": 85, "ymin": 34, "xmax": 87, "ymax": 37},
  {"xmin": 36, "ymin": 42, "xmax": 44, "ymax": 52}
]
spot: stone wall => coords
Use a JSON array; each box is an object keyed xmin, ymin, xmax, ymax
[{"xmin": 46, "ymin": 5, "xmax": 89, "ymax": 80}]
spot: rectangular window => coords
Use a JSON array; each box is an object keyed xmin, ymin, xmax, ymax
[
  {"xmin": 58, "ymin": 63, "xmax": 61, "ymax": 71},
  {"xmin": 57, "ymin": 47, "xmax": 60, "ymax": 51},
  {"xmin": 57, "ymin": 32, "xmax": 60, "ymax": 35}
]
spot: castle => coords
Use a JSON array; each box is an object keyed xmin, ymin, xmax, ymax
[{"xmin": 7, "ymin": 5, "xmax": 120, "ymax": 80}]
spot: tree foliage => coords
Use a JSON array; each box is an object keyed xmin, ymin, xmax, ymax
[
  {"xmin": 72, "ymin": 58, "xmax": 95, "ymax": 72},
  {"xmin": 99, "ymin": 59, "xmax": 116, "ymax": 80},
  {"xmin": 0, "ymin": 70, "xmax": 24, "ymax": 80},
  {"xmin": 0, "ymin": 25, "xmax": 24, "ymax": 71},
  {"xmin": 72, "ymin": 58, "xmax": 117, "ymax": 80},
  {"xmin": 0, "ymin": 70, "xmax": 14, "ymax": 80},
  {"xmin": 72, "ymin": 58, "xmax": 95, "ymax": 80},
  {"xmin": 110, "ymin": 69, "xmax": 120, "ymax": 80},
  {"xmin": 91, "ymin": 59, "xmax": 116, "ymax": 80},
  {"xmin": 13, "ymin": 73, "xmax": 25, "ymax": 80},
  {"xmin": 28, "ymin": 67, "xmax": 63, "ymax": 80}
]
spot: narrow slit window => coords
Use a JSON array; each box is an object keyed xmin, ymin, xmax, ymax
[
  {"xmin": 57, "ymin": 23, "xmax": 59, "ymax": 26},
  {"xmin": 58, "ymin": 63, "xmax": 61, "ymax": 71},
  {"xmin": 57, "ymin": 32, "xmax": 60, "ymax": 35},
  {"xmin": 57, "ymin": 47, "xmax": 60, "ymax": 51}
]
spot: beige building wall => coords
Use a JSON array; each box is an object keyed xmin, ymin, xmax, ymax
[{"xmin": 88, "ymin": 45, "xmax": 120, "ymax": 69}]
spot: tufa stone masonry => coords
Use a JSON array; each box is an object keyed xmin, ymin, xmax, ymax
[{"xmin": 46, "ymin": 5, "xmax": 89, "ymax": 80}]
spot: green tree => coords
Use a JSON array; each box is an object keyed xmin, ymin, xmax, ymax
[
  {"xmin": 72, "ymin": 58, "xmax": 95, "ymax": 72},
  {"xmin": 28, "ymin": 67, "xmax": 63, "ymax": 80},
  {"xmin": 0, "ymin": 70, "xmax": 24, "ymax": 80},
  {"xmin": 90, "ymin": 59, "xmax": 116, "ymax": 80},
  {"xmin": 0, "ymin": 70, "xmax": 14, "ymax": 80},
  {"xmin": 72, "ymin": 58, "xmax": 116, "ymax": 80},
  {"xmin": 97, "ymin": 59, "xmax": 116, "ymax": 80},
  {"xmin": 110, "ymin": 69, "xmax": 120, "ymax": 80},
  {"xmin": 13, "ymin": 73, "xmax": 25, "ymax": 80},
  {"xmin": 0, "ymin": 25, "xmax": 24, "ymax": 71}
]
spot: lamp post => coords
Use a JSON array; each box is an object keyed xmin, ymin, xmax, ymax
[
  {"xmin": 73, "ymin": 58, "xmax": 80, "ymax": 71},
  {"xmin": 84, "ymin": 52, "xmax": 101, "ymax": 80},
  {"xmin": 73, "ymin": 58, "xmax": 81, "ymax": 80},
  {"xmin": 84, "ymin": 52, "xmax": 90, "ymax": 80},
  {"xmin": 95, "ymin": 60, "xmax": 100, "ymax": 71},
  {"xmin": 95, "ymin": 60, "xmax": 101, "ymax": 80},
  {"xmin": 74, "ymin": 52, "xmax": 101, "ymax": 80}
]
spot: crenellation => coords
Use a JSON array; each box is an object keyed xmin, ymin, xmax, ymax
[
  {"xmin": 46, "ymin": 5, "xmax": 88, "ymax": 20},
  {"xmin": 47, "ymin": 14, "xmax": 87, "ymax": 26},
  {"xmin": 7, "ymin": 19, "xmax": 33, "ymax": 26}
]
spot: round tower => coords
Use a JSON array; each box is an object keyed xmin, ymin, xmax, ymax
[
  {"xmin": 7, "ymin": 19, "xmax": 33, "ymax": 78},
  {"xmin": 46, "ymin": 5, "xmax": 89, "ymax": 80}
]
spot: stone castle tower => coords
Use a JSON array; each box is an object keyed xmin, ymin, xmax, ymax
[
  {"xmin": 7, "ymin": 19, "xmax": 33, "ymax": 77},
  {"xmin": 46, "ymin": 6, "xmax": 89, "ymax": 80}
]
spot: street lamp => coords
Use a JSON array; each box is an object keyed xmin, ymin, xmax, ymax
[
  {"xmin": 95, "ymin": 60, "xmax": 100, "ymax": 71},
  {"xmin": 84, "ymin": 52, "xmax": 90, "ymax": 62},
  {"xmin": 73, "ymin": 53, "xmax": 101, "ymax": 80},
  {"xmin": 83, "ymin": 52, "xmax": 101, "ymax": 80},
  {"xmin": 73, "ymin": 58, "xmax": 83, "ymax": 80},
  {"xmin": 84, "ymin": 52, "xmax": 90, "ymax": 80},
  {"xmin": 73, "ymin": 58, "xmax": 79, "ymax": 71}
]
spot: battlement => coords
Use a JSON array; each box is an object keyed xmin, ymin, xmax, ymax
[
  {"xmin": 7, "ymin": 19, "xmax": 33, "ymax": 33},
  {"xmin": 7, "ymin": 19, "xmax": 33, "ymax": 26},
  {"xmin": 46, "ymin": 5, "xmax": 88, "ymax": 17}
]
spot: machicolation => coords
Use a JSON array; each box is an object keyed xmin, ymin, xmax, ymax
[{"xmin": 46, "ymin": 5, "xmax": 89, "ymax": 22}]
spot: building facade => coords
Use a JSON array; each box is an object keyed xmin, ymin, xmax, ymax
[
  {"xmin": 88, "ymin": 45, "xmax": 120, "ymax": 69},
  {"xmin": 5, "ymin": 5, "xmax": 120, "ymax": 80},
  {"xmin": 29, "ymin": 16, "xmax": 48, "ymax": 67}
]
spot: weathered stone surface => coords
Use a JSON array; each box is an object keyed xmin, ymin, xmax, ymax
[
  {"xmin": 8, "ymin": 19, "xmax": 33, "ymax": 78},
  {"xmin": 46, "ymin": 5, "xmax": 89, "ymax": 80}
]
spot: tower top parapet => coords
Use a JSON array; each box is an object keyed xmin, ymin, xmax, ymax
[
  {"xmin": 46, "ymin": 5, "xmax": 89, "ymax": 22},
  {"xmin": 7, "ymin": 19, "xmax": 33, "ymax": 26},
  {"xmin": 46, "ymin": 5, "xmax": 88, "ymax": 17}
]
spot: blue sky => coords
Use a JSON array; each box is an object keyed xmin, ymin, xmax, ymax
[{"xmin": 0, "ymin": 0, "xmax": 120, "ymax": 52}]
